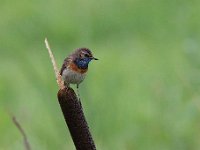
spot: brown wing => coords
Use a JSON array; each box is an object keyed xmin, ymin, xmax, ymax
[
  {"xmin": 60, "ymin": 49, "xmax": 80, "ymax": 75},
  {"xmin": 60, "ymin": 56, "xmax": 72, "ymax": 75}
]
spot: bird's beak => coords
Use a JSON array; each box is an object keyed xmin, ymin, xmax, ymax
[{"xmin": 91, "ymin": 57, "xmax": 98, "ymax": 60}]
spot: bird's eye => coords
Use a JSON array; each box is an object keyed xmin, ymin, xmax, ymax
[{"xmin": 84, "ymin": 54, "xmax": 89, "ymax": 57}]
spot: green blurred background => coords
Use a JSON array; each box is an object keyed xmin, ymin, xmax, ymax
[{"xmin": 1, "ymin": 0, "xmax": 200, "ymax": 149}]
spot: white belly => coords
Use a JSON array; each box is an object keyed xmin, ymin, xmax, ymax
[{"xmin": 62, "ymin": 68, "xmax": 86, "ymax": 85}]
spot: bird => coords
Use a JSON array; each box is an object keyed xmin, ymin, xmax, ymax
[{"xmin": 60, "ymin": 48, "xmax": 98, "ymax": 95}]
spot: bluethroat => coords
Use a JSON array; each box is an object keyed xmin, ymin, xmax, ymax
[{"xmin": 60, "ymin": 48, "xmax": 98, "ymax": 91}]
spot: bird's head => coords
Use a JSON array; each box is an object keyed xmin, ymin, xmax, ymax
[{"xmin": 74, "ymin": 48, "xmax": 98, "ymax": 69}]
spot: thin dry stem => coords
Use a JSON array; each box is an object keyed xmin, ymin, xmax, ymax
[
  {"xmin": 12, "ymin": 116, "xmax": 31, "ymax": 150},
  {"xmin": 45, "ymin": 38, "xmax": 65, "ymax": 89}
]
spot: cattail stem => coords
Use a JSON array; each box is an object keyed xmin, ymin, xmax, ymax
[
  {"xmin": 12, "ymin": 116, "xmax": 31, "ymax": 150},
  {"xmin": 45, "ymin": 38, "xmax": 65, "ymax": 89}
]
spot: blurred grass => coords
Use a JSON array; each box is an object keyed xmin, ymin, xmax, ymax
[{"xmin": 1, "ymin": 0, "xmax": 200, "ymax": 149}]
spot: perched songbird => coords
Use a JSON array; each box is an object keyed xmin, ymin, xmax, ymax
[{"xmin": 60, "ymin": 48, "xmax": 98, "ymax": 89}]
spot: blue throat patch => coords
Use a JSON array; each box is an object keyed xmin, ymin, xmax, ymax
[{"xmin": 74, "ymin": 58, "xmax": 92, "ymax": 69}]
